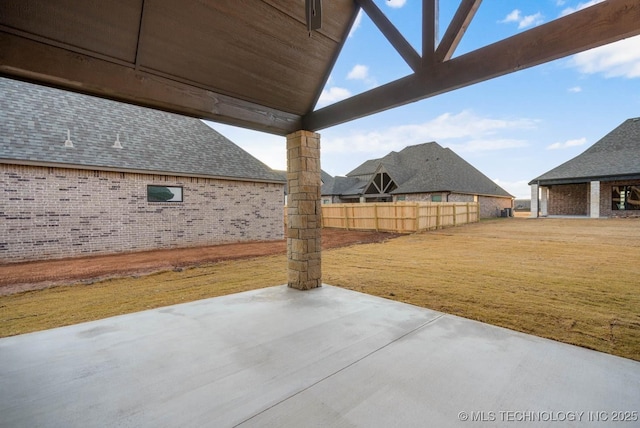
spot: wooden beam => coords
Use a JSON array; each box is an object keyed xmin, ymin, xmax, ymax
[
  {"xmin": 422, "ymin": 0, "xmax": 437, "ymax": 68},
  {"xmin": 305, "ymin": 0, "xmax": 640, "ymax": 130},
  {"xmin": 435, "ymin": 0, "xmax": 482, "ymax": 62},
  {"xmin": 356, "ymin": 0, "xmax": 422, "ymax": 73},
  {"xmin": 0, "ymin": 33, "xmax": 302, "ymax": 135}
]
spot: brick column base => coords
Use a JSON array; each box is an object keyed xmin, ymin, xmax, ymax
[{"xmin": 286, "ymin": 130, "xmax": 322, "ymax": 290}]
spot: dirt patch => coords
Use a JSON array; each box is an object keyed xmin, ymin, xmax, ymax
[{"xmin": 0, "ymin": 229, "xmax": 401, "ymax": 295}]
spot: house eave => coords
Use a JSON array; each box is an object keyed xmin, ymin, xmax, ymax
[
  {"xmin": 530, "ymin": 173, "xmax": 640, "ymax": 186},
  {"xmin": 0, "ymin": 159, "xmax": 286, "ymax": 185},
  {"xmin": 391, "ymin": 189, "xmax": 514, "ymax": 199}
]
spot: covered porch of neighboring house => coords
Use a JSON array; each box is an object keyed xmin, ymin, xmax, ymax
[{"xmin": 530, "ymin": 180, "xmax": 640, "ymax": 218}]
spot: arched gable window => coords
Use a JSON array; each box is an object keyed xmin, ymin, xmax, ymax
[{"xmin": 365, "ymin": 171, "xmax": 397, "ymax": 195}]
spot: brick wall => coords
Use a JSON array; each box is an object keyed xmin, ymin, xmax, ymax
[
  {"xmin": 477, "ymin": 196, "xmax": 513, "ymax": 218},
  {"xmin": 548, "ymin": 183, "xmax": 588, "ymax": 215},
  {"xmin": 0, "ymin": 164, "xmax": 285, "ymax": 262}
]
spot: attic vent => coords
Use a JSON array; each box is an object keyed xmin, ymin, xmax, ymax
[
  {"xmin": 113, "ymin": 133, "xmax": 123, "ymax": 149},
  {"xmin": 64, "ymin": 129, "xmax": 73, "ymax": 148}
]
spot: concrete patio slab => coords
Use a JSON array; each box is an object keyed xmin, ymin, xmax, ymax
[{"xmin": 1, "ymin": 285, "xmax": 638, "ymax": 427}]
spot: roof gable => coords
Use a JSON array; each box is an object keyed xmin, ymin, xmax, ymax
[
  {"xmin": 530, "ymin": 118, "xmax": 640, "ymax": 184},
  {"xmin": 0, "ymin": 79, "xmax": 284, "ymax": 183},
  {"xmin": 337, "ymin": 142, "xmax": 512, "ymax": 198}
]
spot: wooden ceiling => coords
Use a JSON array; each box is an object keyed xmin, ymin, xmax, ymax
[{"xmin": 1, "ymin": 0, "xmax": 639, "ymax": 136}]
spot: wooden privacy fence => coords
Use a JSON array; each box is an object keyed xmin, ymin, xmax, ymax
[
  {"xmin": 284, "ymin": 202, "xmax": 478, "ymax": 233},
  {"xmin": 321, "ymin": 202, "xmax": 479, "ymax": 233}
]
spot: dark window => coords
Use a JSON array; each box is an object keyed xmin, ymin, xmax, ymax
[
  {"xmin": 431, "ymin": 194, "xmax": 442, "ymax": 202},
  {"xmin": 612, "ymin": 185, "xmax": 640, "ymax": 210},
  {"xmin": 147, "ymin": 185, "xmax": 183, "ymax": 202}
]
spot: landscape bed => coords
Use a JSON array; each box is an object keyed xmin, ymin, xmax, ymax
[{"xmin": 1, "ymin": 218, "xmax": 638, "ymax": 361}]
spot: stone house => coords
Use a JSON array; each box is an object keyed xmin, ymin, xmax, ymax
[
  {"xmin": 529, "ymin": 117, "xmax": 640, "ymax": 218},
  {"xmin": 0, "ymin": 79, "xmax": 285, "ymax": 262},
  {"xmin": 321, "ymin": 142, "xmax": 513, "ymax": 218}
]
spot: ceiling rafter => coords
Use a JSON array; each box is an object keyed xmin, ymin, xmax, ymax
[
  {"xmin": 434, "ymin": 0, "xmax": 481, "ymax": 62},
  {"xmin": 422, "ymin": 0, "xmax": 437, "ymax": 68},
  {"xmin": 304, "ymin": 0, "xmax": 640, "ymax": 131},
  {"xmin": 355, "ymin": 0, "xmax": 421, "ymax": 73}
]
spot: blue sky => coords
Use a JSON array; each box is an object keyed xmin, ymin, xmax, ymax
[{"xmin": 208, "ymin": 0, "xmax": 640, "ymax": 199}]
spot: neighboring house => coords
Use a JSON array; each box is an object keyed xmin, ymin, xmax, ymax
[
  {"xmin": 514, "ymin": 199, "xmax": 531, "ymax": 212},
  {"xmin": 321, "ymin": 142, "xmax": 513, "ymax": 218},
  {"xmin": 0, "ymin": 78, "xmax": 285, "ymax": 262},
  {"xmin": 275, "ymin": 169, "xmax": 333, "ymax": 205},
  {"xmin": 529, "ymin": 117, "xmax": 640, "ymax": 218}
]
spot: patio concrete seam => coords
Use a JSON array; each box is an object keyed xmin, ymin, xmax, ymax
[{"xmin": 233, "ymin": 313, "xmax": 446, "ymax": 427}]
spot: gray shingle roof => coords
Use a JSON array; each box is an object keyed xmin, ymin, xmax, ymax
[
  {"xmin": 321, "ymin": 176, "xmax": 366, "ymax": 196},
  {"xmin": 530, "ymin": 118, "xmax": 640, "ymax": 185},
  {"xmin": 0, "ymin": 78, "xmax": 285, "ymax": 183},
  {"xmin": 329, "ymin": 142, "xmax": 512, "ymax": 198}
]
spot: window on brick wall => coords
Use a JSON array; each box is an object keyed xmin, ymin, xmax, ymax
[
  {"xmin": 612, "ymin": 185, "xmax": 640, "ymax": 210},
  {"xmin": 147, "ymin": 185, "xmax": 183, "ymax": 202}
]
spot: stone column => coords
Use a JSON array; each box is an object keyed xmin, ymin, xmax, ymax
[
  {"xmin": 590, "ymin": 181, "xmax": 600, "ymax": 218},
  {"xmin": 540, "ymin": 186, "xmax": 548, "ymax": 217},
  {"xmin": 286, "ymin": 130, "xmax": 322, "ymax": 290},
  {"xmin": 530, "ymin": 184, "xmax": 539, "ymax": 218}
]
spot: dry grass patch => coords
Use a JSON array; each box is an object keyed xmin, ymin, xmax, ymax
[
  {"xmin": 0, "ymin": 255, "xmax": 286, "ymax": 337},
  {"xmin": 1, "ymin": 218, "xmax": 639, "ymax": 361},
  {"xmin": 324, "ymin": 218, "xmax": 640, "ymax": 361}
]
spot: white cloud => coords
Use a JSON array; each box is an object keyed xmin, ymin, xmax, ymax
[
  {"xmin": 323, "ymin": 110, "xmax": 537, "ymax": 155},
  {"xmin": 446, "ymin": 138, "xmax": 528, "ymax": 153},
  {"xmin": 518, "ymin": 13, "xmax": 544, "ymax": 29},
  {"xmin": 568, "ymin": 86, "xmax": 582, "ymax": 93},
  {"xmin": 348, "ymin": 10, "xmax": 363, "ymax": 38},
  {"xmin": 500, "ymin": 9, "xmax": 544, "ymax": 29},
  {"xmin": 347, "ymin": 64, "xmax": 369, "ymax": 80},
  {"xmin": 569, "ymin": 36, "xmax": 640, "ymax": 79},
  {"xmin": 317, "ymin": 87, "xmax": 351, "ymax": 107},
  {"xmin": 546, "ymin": 137, "xmax": 587, "ymax": 150},
  {"xmin": 560, "ymin": 0, "xmax": 603, "ymax": 17},
  {"xmin": 346, "ymin": 64, "xmax": 378, "ymax": 87},
  {"xmin": 386, "ymin": 0, "xmax": 406, "ymax": 8},
  {"xmin": 501, "ymin": 9, "xmax": 522, "ymax": 24},
  {"xmin": 555, "ymin": 0, "xmax": 566, "ymax": 6}
]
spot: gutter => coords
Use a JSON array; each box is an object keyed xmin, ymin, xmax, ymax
[{"xmin": 0, "ymin": 159, "xmax": 286, "ymax": 185}]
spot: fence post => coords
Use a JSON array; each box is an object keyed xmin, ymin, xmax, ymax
[
  {"xmin": 453, "ymin": 204, "xmax": 457, "ymax": 226},
  {"xmin": 466, "ymin": 203, "xmax": 470, "ymax": 224},
  {"xmin": 436, "ymin": 204, "xmax": 441, "ymax": 229}
]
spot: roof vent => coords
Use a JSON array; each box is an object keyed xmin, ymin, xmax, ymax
[
  {"xmin": 112, "ymin": 133, "xmax": 123, "ymax": 149},
  {"xmin": 64, "ymin": 129, "xmax": 73, "ymax": 148}
]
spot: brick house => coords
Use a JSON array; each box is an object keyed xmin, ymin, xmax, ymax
[
  {"xmin": 321, "ymin": 142, "xmax": 513, "ymax": 218},
  {"xmin": 0, "ymin": 79, "xmax": 285, "ymax": 262},
  {"xmin": 529, "ymin": 118, "xmax": 640, "ymax": 218}
]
